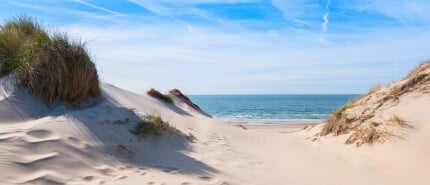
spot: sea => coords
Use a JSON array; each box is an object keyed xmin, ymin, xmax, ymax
[{"xmin": 189, "ymin": 95, "xmax": 359, "ymax": 124}]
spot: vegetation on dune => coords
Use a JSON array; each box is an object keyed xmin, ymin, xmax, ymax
[
  {"xmin": 0, "ymin": 16, "xmax": 49, "ymax": 76},
  {"xmin": 0, "ymin": 16, "xmax": 100, "ymax": 108},
  {"xmin": 320, "ymin": 98, "xmax": 359, "ymax": 136},
  {"xmin": 391, "ymin": 115, "xmax": 406, "ymax": 126},
  {"xmin": 169, "ymin": 88, "xmax": 202, "ymax": 111},
  {"xmin": 131, "ymin": 115, "xmax": 174, "ymax": 137},
  {"xmin": 345, "ymin": 127, "xmax": 388, "ymax": 146},
  {"xmin": 147, "ymin": 88, "xmax": 174, "ymax": 104},
  {"xmin": 318, "ymin": 61, "xmax": 430, "ymax": 146},
  {"xmin": 169, "ymin": 88, "xmax": 212, "ymax": 117}
]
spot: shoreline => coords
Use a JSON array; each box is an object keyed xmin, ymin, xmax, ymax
[{"xmin": 228, "ymin": 121, "xmax": 319, "ymax": 131}]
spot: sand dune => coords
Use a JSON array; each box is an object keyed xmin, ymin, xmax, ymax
[{"xmin": 1, "ymin": 71, "xmax": 430, "ymax": 185}]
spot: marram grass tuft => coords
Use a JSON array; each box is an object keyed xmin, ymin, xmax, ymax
[{"xmin": 0, "ymin": 16, "xmax": 100, "ymax": 108}]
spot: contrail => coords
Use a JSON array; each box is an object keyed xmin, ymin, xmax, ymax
[{"xmin": 321, "ymin": 0, "xmax": 331, "ymax": 40}]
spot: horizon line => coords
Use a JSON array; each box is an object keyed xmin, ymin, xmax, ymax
[{"xmin": 187, "ymin": 93, "xmax": 362, "ymax": 96}]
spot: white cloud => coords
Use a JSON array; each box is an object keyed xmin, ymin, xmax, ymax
[
  {"xmin": 62, "ymin": 22, "xmax": 430, "ymax": 94},
  {"xmin": 348, "ymin": 0, "xmax": 430, "ymax": 24}
]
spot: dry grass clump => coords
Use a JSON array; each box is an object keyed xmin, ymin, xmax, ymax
[
  {"xmin": 169, "ymin": 88, "xmax": 201, "ymax": 110},
  {"xmin": 391, "ymin": 115, "xmax": 405, "ymax": 126},
  {"xmin": 394, "ymin": 73, "xmax": 430, "ymax": 95},
  {"xmin": 384, "ymin": 61, "xmax": 430, "ymax": 102},
  {"xmin": 368, "ymin": 84, "xmax": 384, "ymax": 95},
  {"xmin": 116, "ymin": 144, "xmax": 133, "ymax": 158},
  {"xmin": 320, "ymin": 99, "xmax": 358, "ymax": 136},
  {"xmin": 186, "ymin": 132, "xmax": 196, "ymax": 142},
  {"xmin": 0, "ymin": 16, "xmax": 100, "ymax": 108},
  {"xmin": 147, "ymin": 88, "xmax": 174, "ymax": 104},
  {"xmin": 345, "ymin": 127, "xmax": 387, "ymax": 146},
  {"xmin": 131, "ymin": 115, "xmax": 173, "ymax": 137},
  {"xmin": 370, "ymin": 122, "xmax": 381, "ymax": 127},
  {"xmin": 169, "ymin": 88, "xmax": 212, "ymax": 117},
  {"xmin": 405, "ymin": 61, "xmax": 430, "ymax": 79},
  {"xmin": 17, "ymin": 34, "xmax": 100, "ymax": 107}
]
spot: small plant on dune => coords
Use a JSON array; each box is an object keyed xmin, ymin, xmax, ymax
[
  {"xmin": 146, "ymin": 88, "xmax": 174, "ymax": 104},
  {"xmin": 345, "ymin": 127, "xmax": 386, "ymax": 147},
  {"xmin": 131, "ymin": 115, "xmax": 173, "ymax": 137},
  {"xmin": 0, "ymin": 15, "xmax": 101, "ymax": 108},
  {"xmin": 404, "ymin": 61, "xmax": 430, "ymax": 79},
  {"xmin": 370, "ymin": 122, "xmax": 381, "ymax": 127},
  {"xmin": 391, "ymin": 115, "xmax": 405, "ymax": 126},
  {"xmin": 186, "ymin": 132, "xmax": 196, "ymax": 142},
  {"xmin": 114, "ymin": 117, "xmax": 132, "ymax": 125},
  {"xmin": 116, "ymin": 144, "xmax": 133, "ymax": 158},
  {"xmin": 367, "ymin": 84, "xmax": 384, "ymax": 95}
]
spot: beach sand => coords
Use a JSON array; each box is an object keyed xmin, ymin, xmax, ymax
[{"xmin": 1, "ymin": 77, "xmax": 430, "ymax": 185}]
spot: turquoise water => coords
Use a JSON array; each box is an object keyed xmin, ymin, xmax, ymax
[{"xmin": 189, "ymin": 95, "xmax": 359, "ymax": 124}]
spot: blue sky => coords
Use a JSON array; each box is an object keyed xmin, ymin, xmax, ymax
[{"xmin": 1, "ymin": 0, "xmax": 430, "ymax": 94}]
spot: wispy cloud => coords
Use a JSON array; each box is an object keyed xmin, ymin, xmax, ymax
[
  {"xmin": 343, "ymin": 0, "xmax": 430, "ymax": 25},
  {"xmin": 320, "ymin": 0, "xmax": 331, "ymax": 41},
  {"xmin": 6, "ymin": 1, "xmax": 126, "ymax": 23},
  {"xmin": 322, "ymin": 0, "xmax": 330, "ymax": 32},
  {"xmin": 72, "ymin": 0, "xmax": 124, "ymax": 16}
]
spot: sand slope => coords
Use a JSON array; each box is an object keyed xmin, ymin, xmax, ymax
[{"xmin": 1, "ymin": 75, "xmax": 430, "ymax": 185}]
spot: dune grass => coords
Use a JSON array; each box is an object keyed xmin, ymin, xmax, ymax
[
  {"xmin": 0, "ymin": 16, "xmax": 49, "ymax": 76},
  {"xmin": 147, "ymin": 88, "xmax": 174, "ymax": 104},
  {"xmin": 320, "ymin": 98, "xmax": 359, "ymax": 136},
  {"xmin": 0, "ymin": 15, "xmax": 100, "ymax": 108},
  {"xmin": 345, "ymin": 127, "xmax": 384, "ymax": 146},
  {"xmin": 131, "ymin": 115, "xmax": 173, "ymax": 137},
  {"xmin": 391, "ymin": 115, "xmax": 405, "ymax": 126}
]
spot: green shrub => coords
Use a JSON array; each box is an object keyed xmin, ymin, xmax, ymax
[{"xmin": 131, "ymin": 115, "xmax": 172, "ymax": 137}]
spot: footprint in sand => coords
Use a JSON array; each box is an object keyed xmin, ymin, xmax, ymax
[
  {"xmin": 83, "ymin": 176, "xmax": 95, "ymax": 181},
  {"xmin": 97, "ymin": 167, "xmax": 116, "ymax": 177},
  {"xmin": 67, "ymin": 136, "xmax": 80, "ymax": 143},
  {"xmin": 116, "ymin": 175, "xmax": 127, "ymax": 180},
  {"xmin": 199, "ymin": 176, "xmax": 212, "ymax": 181},
  {"xmin": 24, "ymin": 129, "xmax": 59, "ymax": 143},
  {"xmin": 26, "ymin": 129, "xmax": 52, "ymax": 138},
  {"xmin": 118, "ymin": 165, "xmax": 133, "ymax": 171}
]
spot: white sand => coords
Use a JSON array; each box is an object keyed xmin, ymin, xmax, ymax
[{"xmin": 1, "ymin": 76, "xmax": 429, "ymax": 185}]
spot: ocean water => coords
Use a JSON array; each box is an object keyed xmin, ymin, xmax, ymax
[{"xmin": 189, "ymin": 95, "xmax": 359, "ymax": 124}]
